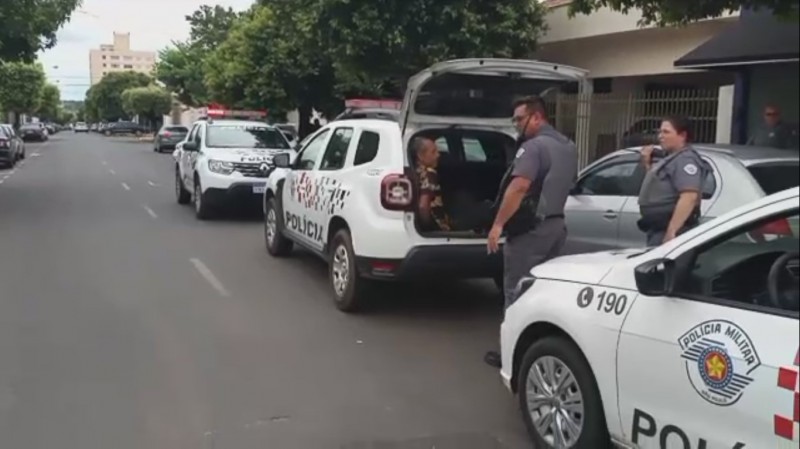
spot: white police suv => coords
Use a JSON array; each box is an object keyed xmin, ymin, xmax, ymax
[
  {"xmin": 261, "ymin": 59, "xmax": 590, "ymax": 312},
  {"xmin": 173, "ymin": 108, "xmax": 296, "ymax": 219},
  {"xmin": 500, "ymin": 187, "xmax": 799, "ymax": 449}
]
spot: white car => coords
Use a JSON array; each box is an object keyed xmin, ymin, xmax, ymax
[
  {"xmin": 74, "ymin": 122, "xmax": 89, "ymax": 133},
  {"xmin": 500, "ymin": 187, "xmax": 799, "ymax": 449},
  {"xmin": 262, "ymin": 58, "xmax": 590, "ymax": 312},
  {"xmin": 173, "ymin": 110, "xmax": 296, "ymax": 219}
]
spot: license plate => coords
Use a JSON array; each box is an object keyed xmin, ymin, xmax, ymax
[{"xmin": 252, "ymin": 185, "xmax": 266, "ymax": 194}]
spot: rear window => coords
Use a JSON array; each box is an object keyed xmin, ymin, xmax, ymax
[
  {"xmin": 206, "ymin": 125, "xmax": 290, "ymax": 149},
  {"xmin": 747, "ymin": 163, "xmax": 800, "ymax": 195},
  {"xmin": 20, "ymin": 124, "xmax": 39, "ymax": 130},
  {"xmin": 165, "ymin": 126, "xmax": 188, "ymax": 133}
]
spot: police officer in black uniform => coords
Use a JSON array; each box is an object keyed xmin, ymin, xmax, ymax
[{"xmin": 638, "ymin": 115, "xmax": 713, "ymax": 246}]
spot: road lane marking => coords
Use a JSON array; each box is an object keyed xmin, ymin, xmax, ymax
[
  {"xmin": 143, "ymin": 205, "xmax": 158, "ymax": 219},
  {"xmin": 31, "ymin": 153, "xmax": 41, "ymax": 157},
  {"xmin": 147, "ymin": 181, "xmax": 158, "ymax": 187},
  {"xmin": 121, "ymin": 182, "xmax": 131, "ymax": 191},
  {"xmin": 190, "ymin": 258, "xmax": 231, "ymax": 297},
  {"xmin": 109, "ymin": 169, "xmax": 116, "ymax": 175}
]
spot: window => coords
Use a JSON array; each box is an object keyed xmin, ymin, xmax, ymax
[
  {"xmin": 295, "ymin": 129, "xmax": 330, "ymax": 170},
  {"xmin": 193, "ymin": 125, "xmax": 203, "ymax": 145},
  {"xmin": 354, "ymin": 131, "xmax": 380, "ymax": 166},
  {"xmin": 123, "ymin": 64, "xmax": 133, "ymax": 69},
  {"xmin": 205, "ymin": 125, "xmax": 289, "ymax": 149},
  {"xmin": 103, "ymin": 63, "xmax": 107, "ymax": 68},
  {"xmin": 434, "ymin": 137, "xmax": 450, "ymax": 153},
  {"xmin": 747, "ymin": 163, "xmax": 800, "ymax": 195},
  {"xmin": 575, "ymin": 160, "xmax": 642, "ymax": 196},
  {"xmin": 111, "ymin": 64, "xmax": 119, "ymax": 68},
  {"xmin": 674, "ymin": 209, "xmax": 799, "ymax": 315},
  {"xmin": 701, "ymin": 171, "xmax": 717, "ymax": 199},
  {"xmin": 102, "ymin": 55, "xmax": 107, "ymax": 60},
  {"xmin": 320, "ymin": 128, "xmax": 353, "ymax": 171},
  {"xmin": 110, "ymin": 55, "xmax": 119, "ymax": 60},
  {"xmin": 462, "ymin": 137, "xmax": 487, "ymax": 162}
]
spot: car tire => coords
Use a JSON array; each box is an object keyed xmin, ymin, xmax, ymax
[
  {"xmin": 104, "ymin": 130, "xmax": 111, "ymax": 137},
  {"xmin": 20, "ymin": 148, "xmax": 25, "ymax": 160},
  {"xmin": 329, "ymin": 229, "xmax": 370, "ymax": 313},
  {"xmin": 193, "ymin": 177, "xmax": 213, "ymax": 220},
  {"xmin": 264, "ymin": 197, "xmax": 293, "ymax": 257},
  {"xmin": 517, "ymin": 336, "xmax": 611, "ymax": 449},
  {"xmin": 175, "ymin": 167, "xmax": 191, "ymax": 205}
]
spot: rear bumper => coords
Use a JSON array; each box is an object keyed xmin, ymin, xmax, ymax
[
  {"xmin": 21, "ymin": 134, "xmax": 45, "ymax": 141},
  {"xmin": 355, "ymin": 244, "xmax": 503, "ymax": 281}
]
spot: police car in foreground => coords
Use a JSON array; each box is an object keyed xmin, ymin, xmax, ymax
[
  {"xmin": 173, "ymin": 108, "xmax": 296, "ymax": 219},
  {"xmin": 500, "ymin": 187, "xmax": 799, "ymax": 448}
]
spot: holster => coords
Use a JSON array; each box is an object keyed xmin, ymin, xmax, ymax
[{"xmin": 637, "ymin": 208, "xmax": 700, "ymax": 233}]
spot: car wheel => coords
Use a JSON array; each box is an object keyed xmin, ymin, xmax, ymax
[
  {"xmin": 264, "ymin": 197, "xmax": 293, "ymax": 257},
  {"xmin": 135, "ymin": 130, "xmax": 142, "ymax": 137},
  {"xmin": 329, "ymin": 229, "xmax": 371, "ymax": 313},
  {"xmin": 104, "ymin": 130, "xmax": 111, "ymax": 137},
  {"xmin": 175, "ymin": 167, "xmax": 191, "ymax": 205},
  {"xmin": 517, "ymin": 336, "xmax": 611, "ymax": 449},
  {"xmin": 193, "ymin": 177, "xmax": 213, "ymax": 220},
  {"xmin": 20, "ymin": 148, "xmax": 25, "ymax": 160}
]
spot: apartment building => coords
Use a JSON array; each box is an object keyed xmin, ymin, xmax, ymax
[{"xmin": 89, "ymin": 32, "xmax": 156, "ymax": 85}]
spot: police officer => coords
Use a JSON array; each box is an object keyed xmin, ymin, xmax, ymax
[
  {"xmin": 487, "ymin": 96, "xmax": 578, "ymax": 309},
  {"xmin": 747, "ymin": 105, "xmax": 798, "ymax": 150},
  {"xmin": 638, "ymin": 115, "xmax": 712, "ymax": 246}
]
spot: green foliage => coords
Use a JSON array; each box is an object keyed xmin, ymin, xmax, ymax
[
  {"xmin": 569, "ymin": 0, "xmax": 799, "ymax": 25},
  {"xmin": 121, "ymin": 85, "xmax": 173, "ymax": 123},
  {"xmin": 85, "ymin": 71, "xmax": 152, "ymax": 121},
  {"xmin": 38, "ymin": 84, "xmax": 62, "ymax": 121},
  {"xmin": 155, "ymin": 5, "xmax": 240, "ymax": 107},
  {"xmin": 318, "ymin": 0, "xmax": 548, "ymax": 96},
  {"xmin": 0, "ymin": 0, "xmax": 82, "ymax": 62},
  {"xmin": 0, "ymin": 61, "xmax": 46, "ymax": 114}
]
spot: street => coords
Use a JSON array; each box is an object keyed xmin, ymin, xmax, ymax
[{"xmin": 0, "ymin": 133, "xmax": 530, "ymax": 448}]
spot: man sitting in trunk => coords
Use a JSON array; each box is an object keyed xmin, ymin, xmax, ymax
[
  {"xmin": 414, "ymin": 137, "xmax": 493, "ymax": 232},
  {"xmin": 414, "ymin": 137, "xmax": 454, "ymax": 231}
]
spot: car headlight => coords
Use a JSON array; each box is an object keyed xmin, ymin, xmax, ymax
[
  {"xmin": 513, "ymin": 275, "xmax": 537, "ymax": 303},
  {"xmin": 208, "ymin": 159, "xmax": 235, "ymax": 175}
]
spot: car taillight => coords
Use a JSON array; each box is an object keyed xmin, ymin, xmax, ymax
[
  {"xmin": 380, "ymin": 174, "xmax": 414, "ymax": 210},
  {"xmin": 760, "ymin": 218, "xmax": 793, "ymax": 236}
]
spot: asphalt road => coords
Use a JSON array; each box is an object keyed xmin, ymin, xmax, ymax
[{"xmin": 0, "ymin": 133, "xmax": 530, "ymax": 449}]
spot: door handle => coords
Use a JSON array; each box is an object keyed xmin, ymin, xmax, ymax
[{"xmin": 602, "ymin": 210, "xmax": 618, "ymax": 219}]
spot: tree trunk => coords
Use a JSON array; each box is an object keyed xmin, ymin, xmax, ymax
[{"xmin": 297, "ymin": 104, "xmax": 313, "ymax": 140}]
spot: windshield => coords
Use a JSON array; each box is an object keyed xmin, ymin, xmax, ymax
[
  {"xmin": 747, "ymin": 162, "xmax": 800, "ymax": 195},
  {"xmin": 206, "ymin": 125, "xmax": 290, "ymax": 149}
]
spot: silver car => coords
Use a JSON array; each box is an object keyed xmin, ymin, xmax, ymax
[{"xmin": 562, "ymin": 144, "xmax": 800, "ymax": 254}]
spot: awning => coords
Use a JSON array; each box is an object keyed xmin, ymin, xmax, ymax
[{"xmin": 675, "ymin": 9, "xmax": 799, "ymax": 69}]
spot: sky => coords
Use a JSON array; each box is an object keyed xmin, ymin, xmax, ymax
[{"xmin": 38, "ymin": 0, "xmax": 255, "ymax": 101}]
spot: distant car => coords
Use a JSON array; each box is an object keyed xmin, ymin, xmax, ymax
[
  {"xmin": 154, "ymin": 125, "xmax": 189, "ymax": 153},
  {"xmin": 74, "ymin": 122, "xmax": 89, "ymax": 133},
  {"xmin": 563, "ymin": 144, "xmax": 800, "ymax": 254},
  {"xmin": 0, "ymin": 124, "xmax": 25, "ymax": 168},
  {"xmin": 19, "ymin": 123, "xmax": 48, "ymax": 142},
  {"xmin": 104, "ymin": 121, "xmax": 146, "ymax": 136}
]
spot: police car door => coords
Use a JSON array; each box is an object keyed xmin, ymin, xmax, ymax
[
  {"xmin": 315, "ymin": 126, "xmax": 356, "ymax": 247},
  {"xmin": 281, "ymin": 128, "xmax": 331, "ymax": 250},
  {"xmin": 616, "ymin": 202, "xmax": 800, "ymax": 449}
]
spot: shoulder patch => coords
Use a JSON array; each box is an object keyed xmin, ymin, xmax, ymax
[
  {"xmin": 515, "ymin": 147, "xmax": 525, "ymax": 159},
  {"xmin": 683, "ymin": 163, "xmax": 699, "ymax": 175}
]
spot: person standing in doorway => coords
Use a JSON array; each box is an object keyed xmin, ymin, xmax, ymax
[
  {"xmin": 638, "ymin": 115, "xmax": 713, "ymax": 246},
  {"xmin": 747, "ymin": 104, "xmax": 798, "ymax": 149},
  {"xmin": 487, "ymin": 96, "xmax": 578, "ymax": 309}
]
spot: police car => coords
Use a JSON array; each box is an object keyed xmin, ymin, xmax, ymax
[
  {"xmin": 261, "ymin": 59, "xmax": 590, "ymax": 312},
  {"xmin": 500, "ymin": 187, "xmax": 799, "ymax": 449},
  {"xmin": 173, "ymin": 108, "xmax": 296, "ymax": 219}
]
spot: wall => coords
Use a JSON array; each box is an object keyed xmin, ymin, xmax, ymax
[{"xmin": 747, "ymin": 62, "xmax": 800, "ymax": 131}]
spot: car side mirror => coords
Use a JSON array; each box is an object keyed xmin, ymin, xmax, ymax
[
  {"xmin": 183, "ymin": 141, "xmax": 198, "ymax": 152},
  {"xmin": 273, "ymin": 152, "xmax": 291, "ymax": 168},
  {"xmin": 634, "ymin": 258, "xmax": 676, "ymax": 296}
]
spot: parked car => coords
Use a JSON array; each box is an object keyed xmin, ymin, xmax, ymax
[
  {"xmin": 499, "ymin": 186, "xmax": 799, "ymax": 449},
  {"xmin": 104, "ymin": 121, "xmax": 146, "ymax": 136},
  {"xmin": 0, "ymin": 124, "xmax": 25, "ymax": 168},
  {"xmin": 562, "ymin": 144, "xmax": 800, "ymax": 254},
  {"xmin": 154, "ymin": 125, "xmax": 189, "ymax": 152},
  {"xmin": 74, "ymin": 122, "xmax": 89, "ymax": 133},
  {"xmin": 18, "ymin": 123, "xmax": 49, "ymax": 142}
]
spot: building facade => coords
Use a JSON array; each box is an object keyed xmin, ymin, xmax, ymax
[{"xmin": 89, "ymin": 32, "xmax": 156, "ymax": 85}]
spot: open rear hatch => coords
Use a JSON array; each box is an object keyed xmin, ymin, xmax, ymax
[{"xmin": 399, "ymin": 58, "xmax": 589, "ymax": 143}]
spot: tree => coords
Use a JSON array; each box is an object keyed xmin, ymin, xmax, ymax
[
  {"xmin": 0, "ymin": 62, "xmax": 45, "ymax": 123},
  {"xmin": 568, "ymin": 0, "xmax": 799, "ymax": 25},
  {"xmin": 86, "ymin": 71, "xmax": 152, "ymax": 121},
  {"xmin": 121, "ymin": 85, "xmax": 172, "ymax": 128},
  {"xmin": 155, "ymin": 5, "xmax": 240, "ymax": 107},
  {"xmin": 317, "ymin": 0, "xmax": 548, "ymax": 97},
  {"xmin": 37, "ymin": 84, "xmax": 62, "ymax": 121},
  {"xmin": 0, "ymin": 0, "xmax": 82, "ymax": 62},
  {"xmin": 205, "ymin": 1, "xmax": 340, "ymax": 136}
]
